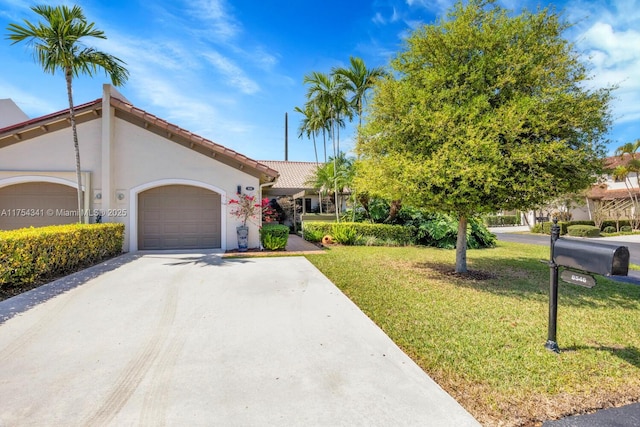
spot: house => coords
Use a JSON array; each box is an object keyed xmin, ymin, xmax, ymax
[
  {"xmin": 521, "ymin": 154, "xmax": 640, "ymax": 226},
  {"xmin": 0, "ymin": 85, "xmax": 279, "ymax": 251},
  {"xmin": 259, "ymin": 160, "xmax": 322, "ymax": 222}
]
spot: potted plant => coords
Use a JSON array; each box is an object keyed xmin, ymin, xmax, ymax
[{"xmin": 228, "ymin": 193, "xmax": 276, "ymax": 251}]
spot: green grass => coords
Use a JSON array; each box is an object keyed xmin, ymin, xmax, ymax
[{"xmin": 305, "ymin": 242, "xmax": 640, "ymax": 426}]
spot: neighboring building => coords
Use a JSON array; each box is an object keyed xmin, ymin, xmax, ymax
[
  {"xmin": 522, "ymin": 154, "xmax": 640, "ymax": 226},
  {"xmin": 0, "ymin": 85, "xmax": 279, "ymax": 251},
  {"xmin": 259, "ymin": 160, "xmax": 322, "ymax": 226}
]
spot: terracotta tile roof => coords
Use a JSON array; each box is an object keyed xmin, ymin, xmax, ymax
[
  {"xmin": 259, "ymin": 161, "xmax": 322, "ymax": 190},
  {"xmin": 0, "ymin": 95, "xmax": 278, "ymax": 181},
  {"xmin": 603, "ymin": 153, "xmax": 640, "ymax": 170},
  {"xmin": 587, "ymin": 185, "xmax": 640, "ymax": 200}
]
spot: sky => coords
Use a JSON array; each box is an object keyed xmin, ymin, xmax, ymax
[{"xmin": 0, "ymin": 0, "xmax": 639, "ymax": 163}]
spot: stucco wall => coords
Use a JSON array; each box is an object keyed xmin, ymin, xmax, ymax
[
  {"xmin": 0, "ymin": 113, "xmax": 264, "ymax": 252},
  {"xmin": 112, "ymin": 119, "xmax": 261, "ymax": 251},
  {"xmin": 0, "ymin": 120, "xmax": 102, "ymax": 180}
]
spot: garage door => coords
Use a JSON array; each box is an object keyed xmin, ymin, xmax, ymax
[
  {"xmin": 0, "ymin": 182, "xmax": 78, "ymax": 230},
  {"xmin": 138, "ymin": 185, "xmax": 221, "ymax": 250}
]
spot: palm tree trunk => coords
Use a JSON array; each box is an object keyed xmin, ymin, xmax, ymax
[
  {"xmin": 312, "ymin": 134, "xmax": 318, "ymax": 165},
  {"xmin": 322, "ymin": 129, "xmax": 327, "ymax": 163},
  {"xmin": 66, "ymin": 69, "xmax": 83, "ymax": 224},
  {"xmin": 456, "ymin": 215, "xmax": 468, "ymax": 273}
]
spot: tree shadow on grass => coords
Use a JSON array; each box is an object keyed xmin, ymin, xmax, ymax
[{"xmin": 411, "ymin": 255, "xmax": 640, "ymax": 310}]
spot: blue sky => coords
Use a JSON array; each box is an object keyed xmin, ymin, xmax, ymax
[{"xmin": 1, "ymin": 0, "xmax": 639, "ymax": 162}]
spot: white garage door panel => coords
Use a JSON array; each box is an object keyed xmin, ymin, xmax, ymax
[
  {"xmin": 138, "ymin": 185, "xmax": 221, "ymax": 250},
  {"xmin": 0, "ymin": 182, "xmax": 79, "ymax": 230}
]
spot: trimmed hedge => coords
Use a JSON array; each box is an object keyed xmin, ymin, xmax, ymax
[
  {"xmin": 541, "ymin": 220, "xmax": 596, "ymax": 235},
  {"xmin": 566, "ymin": 225, "xmax": 600, "ymax": 237},
  {"xmin": 303, "ymin": 222, "xmax": 416, "ymax": 246},
  {"xmin": 259, "ymin": 224, "xmax": 289, "ymax": 250},
  {"xmin": 0, "ymin": 223, "xmax": 124, "ymax": 288},
  {"xmin": 483, "ymin": 215, "xmax": 520, "ymax": 227},
  {"xmin": 601, "ymin": 220, "xmax": 631, "ymax": 230}
]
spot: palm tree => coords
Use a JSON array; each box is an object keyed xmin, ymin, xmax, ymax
[
  {"xmin": 333, "ymin": 57, "xmax": 386, "ymax": 220},
  {"xmin": 7, "ymin": 5, "xmax": 129, "ymax": 223},
  {"xmin": 293, "ymin": 104, "xmax": 320, "ymax": 164},
  {"xmin": 614, "ymin": 139, "xmax": 640, "ymax": 228},
  {"xmin": 305, "ymin": 152, "xmax": 354, "ymax": 219},
  {"xmin": 303, "ymin": 71, "xmax": 351, "ymax": 220},
  {"xmin": 333, "ymin": 56, "xmax": 386, "ymax": 130}
]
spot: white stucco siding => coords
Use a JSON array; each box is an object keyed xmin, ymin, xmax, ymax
[
  {"xmin": 112, "ymin": 119, "xmax": 261, "ymax": 251},
  {"xmin": 0, "ymin": 121, "xmax": 103, "ymax": 187}
]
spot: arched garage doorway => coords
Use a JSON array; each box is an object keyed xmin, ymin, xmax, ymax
[
  {"xmin": 137, "ymin": 185, "xmax": 221, "ymax": 250},
  {"xmin": 0, "ymin": 182, "xmax": 78, "ymax": 230}
]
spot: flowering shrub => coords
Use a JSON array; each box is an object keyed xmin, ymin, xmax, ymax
[{"xmin": 229, "ymin": 193, "xmax": 277, "ymax": 226}]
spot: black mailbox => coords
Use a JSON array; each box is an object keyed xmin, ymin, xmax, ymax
[{"xmin": 553, "ymin": 238, "xmax": 629, "ymax": 277}]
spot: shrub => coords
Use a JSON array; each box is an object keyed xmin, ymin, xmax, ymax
[
  {"xmin": 302, "ymin": 227, "xmax": 324, "ymax": 243},
  {"xmin": 303, "ymin": 222, "xmax": 415, "ymax": 246},
  {"xmin": 259, "ymin": 224, "xmax": 289, "ymax": 250},
  {"xmin": 542, "ymin": 221, "xmax": 569, "ymax": 235},
  {"xmin": 0, "ymin": 223, "xmax": 124, "ymax": 288},
  {"xmin": 603, "ymin": 226, "xmax": 616, "ymax": 233},
  {"xmin": 620, "ymin": 225, "xmax": 633, "ymax": 232},
  {"xmin": 601, "ymin": 220, "xmax": 631, "ymax": 230},
  {"xmin": 531, "ymin": 224, "xmax": 543, "ymax": 234},
  {"xmin": 331, "ymin": 224, "xmax": 358, "ymax": 245},
  {"xmin": 566, "ymin": 225, "xmax": 600, "ymax": 237}
]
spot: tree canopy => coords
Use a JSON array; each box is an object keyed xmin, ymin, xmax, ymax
[{"xmin": 355, "ymin": 0, "xmax": 613, "ymax": 272}]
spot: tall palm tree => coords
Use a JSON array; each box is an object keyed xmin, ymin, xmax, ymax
[
  {"xmin": 303, "ymin": 71, "xmax": 350, "ymax": 157},
  {"xmin": 303, "ymin": 71, "xmax": 351, "ymax": 220},
  {"xmin": 293, "ymin": 104, "xmax": 320, "ymax": 164},
  {"xmin": 333, "ymin": 57, "xmax": 385, "ymax": 220},
  {"xmin": 7, "ymin": 5, "xmax": 129, "ymax": 223},
  {"xmin": 333, "ymin": 56, "xmax": 386, "ymax": 130}
]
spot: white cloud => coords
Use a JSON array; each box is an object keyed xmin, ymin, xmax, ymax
[
  {"xmin": 574, "ymin": 12, "xmax": 640, "ymax": 124},
  {"xmin": 202, "ymin": 51, "xmax": 260, "ymax": 95},
  {"xmin": 184, "ymin": 0, "xmax": 240, "ymax": 41}
]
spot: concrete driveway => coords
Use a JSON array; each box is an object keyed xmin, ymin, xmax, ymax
[{"xmin": 0, "ymin": 252, "xmax": 479, "ymax": 426}]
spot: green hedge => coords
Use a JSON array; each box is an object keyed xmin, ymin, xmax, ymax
[
  {"xmin": 259, "ymin": 224, "xmax": 289, "ymax": 250},
  {"xmin": 303, "ymin": 222, "xmax": 416, "ymax": 246},
  {"xmin": 566, "ymin": 225, "xmax": 600, "ymax": 237},
  {"xmin": 541, "ymin": 220, "xmax": 596, "ymax": 235},
  {"xmin": 0, "ymin": 223, "xmax": 124, "ymax": 288},
  {"xmin": 483, "ymin": 215, "xmax": 520, "ymax": 226},
  {"xmin": 600, "ymin": 220, "xmax": 631, "ymax": 230}
]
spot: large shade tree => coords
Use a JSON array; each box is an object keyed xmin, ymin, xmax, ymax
[
  {"xmin": 7, "ymin": 5, "xmax": 129, "ymax": 223},
  {"xmin": 356, "ymin": 0, "xmax": 613, "ymax": 272}
]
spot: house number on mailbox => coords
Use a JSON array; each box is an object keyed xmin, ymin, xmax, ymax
[{"xmin": 560, "ymin": 270, "xmax": 596, "ymax": 288}]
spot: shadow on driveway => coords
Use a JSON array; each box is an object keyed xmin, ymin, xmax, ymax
[{"xmin": 0, "ymin": 252, "xmax": 141, "ymax": 325}]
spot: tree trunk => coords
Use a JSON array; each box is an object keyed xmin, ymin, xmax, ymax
[
  {"xmin": 66, "ymin": 70, "xmax": 83, "ymax": 224},
  {"xmin": 384, "ymin": 200, "xmax": 402, "ymax": 223},
  {"xmin": 456, "ymin": 214, "xmax": 468, "ymax": 273}
]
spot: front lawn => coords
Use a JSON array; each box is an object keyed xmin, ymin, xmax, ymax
[{"xmin": 306, "ymin": 242, "xmax": 640, "ymax": 426}]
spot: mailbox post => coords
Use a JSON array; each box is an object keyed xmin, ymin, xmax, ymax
[
  {"xmin": 544, "ymin": 218, "xmax": 630, "ymax": 353},
  {"xmin": 545, "ymin": 220, "xmax": 561, "ymax": 353}
]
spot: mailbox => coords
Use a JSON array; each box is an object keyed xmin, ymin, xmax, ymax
[{"xmin": 553, "ymin": 238, "xmax": 629, "ymax": 277}]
